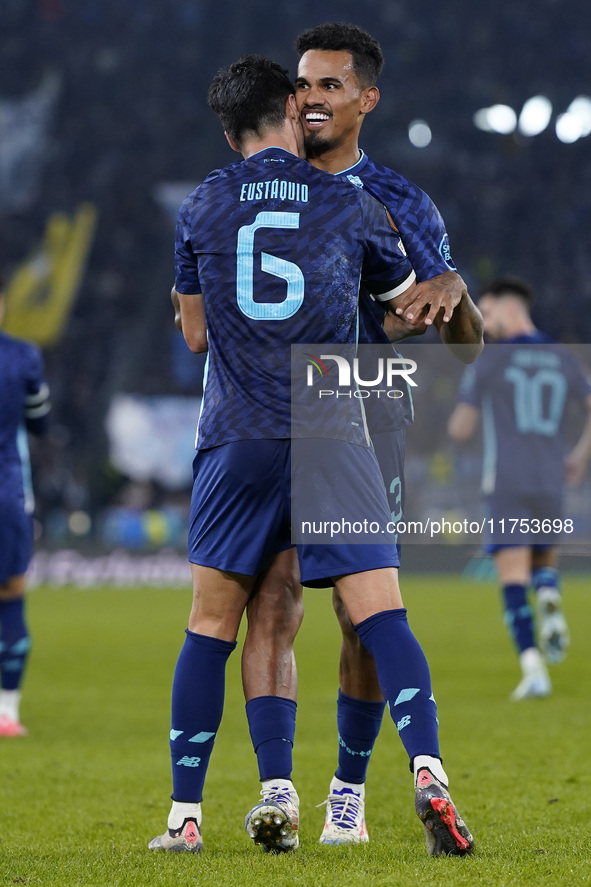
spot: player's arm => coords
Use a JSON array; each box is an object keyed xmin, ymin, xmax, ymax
[
  {"xmin": 177, "ymin": 291, "xmax": 208, "ymax": 353},
  {"xmin": 174, "ymin": 194, "xmax": 208, "ymax": 352},
  {"xmin": 565, "ymin": 393, "xmax": 591, "ymax": 485},
  {"xmin": 394, "ymin": 271, "xmax": 484, "ymax": 363},
  {"xmin": 24, "ymin": 346, "xmax": 50, "ymax": 436},
  {"xmin": 360, "ymin": 194, "xmax": 478, "ymax": 354},
  {"xmin": 171, "ymin": 286, "xmax": 183, "ymax": 332},
  {"xmin": 369, "ymin": 270, "xmax": 418, "ymax": 310},
  {"xmin": 447, "ymin": 361, "xmax": 483, "ymax": 441},
  {"xmin": 432, "ymin": 274, "xmax": 483, "ymax": 363},
  {"xmin": 24, "ymin": 383, "xmax": 50, "ymax": 435},
  {"xmin": 448, "ymin": 402, "xmax": 480, "ymax": 441},
  {"xmin": 382, "ymin": 309, "xmax": 429, "ymax": 342},
  {"xmin": 380, "ymin": 179, "xmax": 483, "ymax": 361}
]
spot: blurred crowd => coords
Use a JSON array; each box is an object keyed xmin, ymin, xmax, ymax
[{"xmin": 1, "ymin": 0, "xmax": 590, "ymax": 546}]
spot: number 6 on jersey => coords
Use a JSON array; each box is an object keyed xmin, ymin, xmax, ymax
[{"xmin": 236, "ymin": 211, "xmax": 305, "ymax": 320}]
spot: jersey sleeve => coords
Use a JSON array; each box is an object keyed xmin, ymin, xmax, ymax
[
  {"xmin": 23, "ymin": 343, "xmax": 50, "ymax": 434},
  {"xmin": 174, "ymin": 192, "xmax": 202, "ymax": 295},
  {"xmin": 359, "ymin": 194, "xmax": 416, "ymax": 298},
  {"xmin": 564, "ymin": 350, "xmax": 591, "ymax": 403},
  {"xmin": 456, "ymin": 358, "xmax": 487, "ymax": 407},
  {"xmin": 393, "ymin": 179, "xmax": 457, "ymax": 281}
]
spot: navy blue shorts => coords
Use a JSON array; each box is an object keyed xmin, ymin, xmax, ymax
[
  {"xmin": 292, "ymin": 437, "xmax": 399, "ymax": 586},
  {"xmin": 0, "ymin": 499, "xmax": 33, "ymax": 583},
  {"xmin": 188, "ymin": 439, "xmax": 292, "ymax": 576},
  {"xmin": 483, "ymin": 491, "xmax": 562, "ymax": 554},
  {"xmin": 188, "ymin": 438, "xmax": 399, "ymax": 586},
  {"xmin": 371, "ymin": 428, "xmax": 406, "ymax": 524}
]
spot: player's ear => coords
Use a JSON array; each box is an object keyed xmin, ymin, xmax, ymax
[
  {"xmin": 224, "ymin": 131, "xmax": 242, "ymax": 153},
  {"xmin": 360, "ymin": 86, "xmax": 380, "ymax": 116},
  {"xmin": 286, "ymin": 93, "xmax": 299, "ymax": 121}
]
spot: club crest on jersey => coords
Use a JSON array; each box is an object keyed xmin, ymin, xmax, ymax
[{"xmin": 346, "ymin": 174, "xmax": 364, "ymax": 189}]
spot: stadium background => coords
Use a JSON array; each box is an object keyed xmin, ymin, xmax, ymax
[{"xmin": 2, "ymin": 0, "xmax": 591, "ymax": 571}]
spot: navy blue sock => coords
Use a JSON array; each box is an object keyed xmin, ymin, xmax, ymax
[
  {"xmin": 246, "ymin": 695, "xmax": 296, "ymax": 781},
  {"xmin": 355, "ymin": 609, "xmax": 439, "ymax": 766},
  {"xmin": 503, "ymin": 584, "xmax": 535, "ymax": 652},
  {"xmin": 0, "ymin": 598, "xmax": 31, "ymax": 691},
  {"xmin": 531, "ymin": 567, "xmax": 560, "ymax": 594},
  {"xmin": 335, "ymin": 690, "xmax": 385, "ymax": 784},
  {"xmin": 170, "ymin": 630, "xmax": 236, "ymax": 802}
]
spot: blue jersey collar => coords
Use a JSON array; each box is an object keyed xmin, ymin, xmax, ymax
[
  {"xmin": 247, "ymin": 146, "xmax": 295, "ymax": 160},
  {"xmin": 335, "ymin": 150, "xmax": 369, "ymax": 176}
]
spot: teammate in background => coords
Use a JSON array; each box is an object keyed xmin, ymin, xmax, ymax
[
  {"xmin": 238, "ymin": 22, "xmax": 483, "ymax": 848},
  {"xmin": 0, "ymin": 274, "xmax": 50, "ymax": 736},
  {"xmin": 448, "ymin": 276, "xmax": 591, "ymax": 700},
  {"xmin": 150, "ymin": 55, "xmax": 473, "ymax": 859}
]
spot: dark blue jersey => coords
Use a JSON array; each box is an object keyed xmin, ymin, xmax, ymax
[
  {"xmin": 456, "ymin": 332, "xmax": 591, "ymax": 495},
  {"xmin": 336, "ymin": 151, "xmax": 457, "ymax": 433},
  {"xmin": 0, "ymin": 331, "xmax": 50, "ymax": 513},
  {"xmin": 175, "ymin": 147, "xmax": 414, "ymax": 450}
]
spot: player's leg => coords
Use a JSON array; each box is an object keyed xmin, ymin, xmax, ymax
[
  {"xmin": 0, "ymin": 577, "xmax": 30, "ymax": 737},
  {"xmin": 242, "ymin": 547, "xmax": 302, "ymax": 701},
  {"xmin": 296, "ymin": 438, "xmax": 472, "ymax": 855},
  {"xmin": 0, "ymin": 502, "xmax": 34, "ymax": 738},
  {"xmin": 150, "ymin": 564, "xmax": 254, "ymax": 853},
  {"xmin": 242, "ymin": 548, "xmax": 302, "ymax": 853},
  {"xmin": 318, "ymin": 429, "xmax": 404, "ymax": 844},
  {"xmin": 317, "ymin": 587, "xmax": 383, "ymax": 845},
  {"xmin": 151, "ymin": 439, "xmax": 292, "ymax": 853},
  {"xmin": 334, "ymin": 568, "xmax": 473, "ymax": 857},
  {"xmin": 531, "ymin": 546, "xmax": 569, "ymax": 663},
  {"xmin": 493, "ymin": 545, "xmax": 550, "ymax": 700}
]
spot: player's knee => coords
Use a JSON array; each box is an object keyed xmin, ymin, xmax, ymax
[
  {"xmin": 249, "ymin": 594, "xmax": 303, "ymax": 640},
  {"xmin": 0, "ymin": 576, "xmax": 26, "ymax": 600},
  {"xmin": 247, "ymin": 577, "xmax": 303, "ymax": 641},
  {"xmin": 332, "ymin": 587, "xmax": 357, "ymax": 640}
]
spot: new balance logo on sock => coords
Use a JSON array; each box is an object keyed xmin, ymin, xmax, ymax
[
  {"xmin": 396, "ymin": 715, "xmax": 412, "ymax": 732},
  {"xmin": 176, "ymin": 756, "xmax": 201, "ymax": 767}
]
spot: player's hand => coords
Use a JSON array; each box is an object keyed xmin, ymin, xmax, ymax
[
  {"xmin": 383, "ymin": 310, "xmax": 428, "ymax": 342},
  {"xmin": 394, "ymin": 270, "xmax": 466, "ymax": 326},
  {"xmin": 565, "ymin": 450, "xmax": 588, "ymax": 486}
]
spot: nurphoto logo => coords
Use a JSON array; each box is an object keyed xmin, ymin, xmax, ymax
[{"xmin": 305, "ymin": 353, "xmax": 417, "ymax": 399}]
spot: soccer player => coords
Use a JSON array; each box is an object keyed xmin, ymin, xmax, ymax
[
  {"xmin": 149, "ymin": 54, "xmax": 473, "ymax": 858},
  {"xmin": 239, "ymin": 22, "xmax": 483, "ymax": 848},
  {"xmin": 0, "ymin": 274, "xmax": 50, "ymax": 736},
  {"xmin": 448, "ymin": 276, "xmax": 591, "ymax": 700}
]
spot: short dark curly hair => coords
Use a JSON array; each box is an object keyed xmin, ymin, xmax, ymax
[
  {"xmin": 295, "ymin": 22, "xmax": 384, "ymax": 87},
  {"xmin": 208, "ymin": 54, "xmax": 294, "ymax": 146},
  {"xmin": 479, "ymin": 276, "xmax": 535, "ymax": 306}
]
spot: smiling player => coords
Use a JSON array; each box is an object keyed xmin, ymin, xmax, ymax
[{"xmin": 235, "ymin": 23, "xmax": 482, "ymax": 854}]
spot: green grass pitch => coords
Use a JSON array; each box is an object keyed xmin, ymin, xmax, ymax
[{"xmin": 1, "ymin": 573, "xmax": 590, "ymax": 886}]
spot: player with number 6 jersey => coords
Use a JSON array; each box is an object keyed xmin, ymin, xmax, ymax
[
  {"xmin": 150, "ymin": 54, "xmax": 475, "ymax": 859},
  {"xmin": 174, "ymin": 146, "xmax": 415, "ymax": 450}
]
